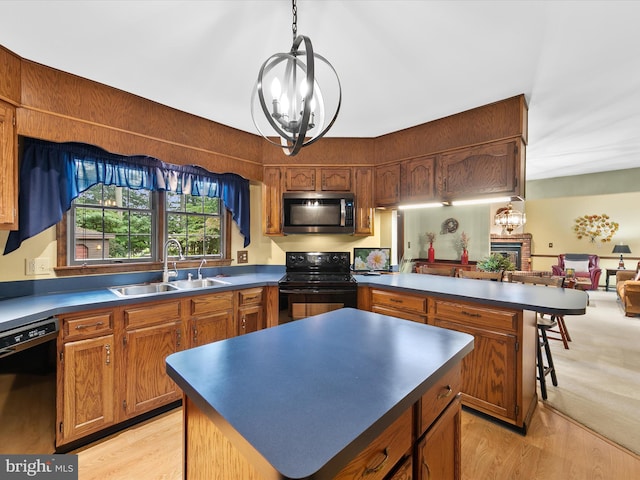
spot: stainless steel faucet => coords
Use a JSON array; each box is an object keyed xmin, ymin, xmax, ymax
[
  {"xmin": 162, "ymin": 239, "xmax": 184, "ymax": 282},
  {"xmin": 197, "ymin": 258, "xmax": 207, "ymax": 279}
]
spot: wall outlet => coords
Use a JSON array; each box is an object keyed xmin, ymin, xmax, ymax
[
  {"xmin": 237, "ymin": 250, "xmax": 248, "ymax": 264},
  {"xmin": 26, "ymin": 257, "xmax": 50, "ymax": 275}
]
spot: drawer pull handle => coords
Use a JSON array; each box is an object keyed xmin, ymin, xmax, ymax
[
  {"xmin": 363, "ymin": 447, "xmax": 388, "ymax": 475},
  {"xmin": 461, "ymin": 311, "xmax": 480, "ymax": 318},
  {"xmin": 75, "ymin": 321, "xmax": 104, "ymax": 330},
  {"xmin": 105, "ymin": 344, "xmax": 111, "ymax": 365},
  {"xmin": 390, "ymin": 298, "xmax": 403, "ymax": 303},
  {"xmin": 437, "ymin": 384, "xmax": 453, "ymax": 399}
]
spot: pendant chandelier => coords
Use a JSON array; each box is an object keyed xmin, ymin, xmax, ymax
[
  {"xmin": 251, "ymin": 0, "xmax": 341, "ymax": 156},
  {"xmin": 494, "ymin": 202, "xmax": 526, "ymax": 234}
]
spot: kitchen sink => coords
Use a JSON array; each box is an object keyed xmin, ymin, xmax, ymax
[
  {"xmin": 109, "ymin": 278, "xmax": 231, "ymax": 297},
  {"xmin": 109, "ymin": 283, "xmax": 180, "ymax": 297},
  {"xmin": 172, "ymin": 278, "xmax": 231, "ymax": 290}
]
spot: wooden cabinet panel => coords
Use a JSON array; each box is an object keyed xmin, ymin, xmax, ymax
[
  {"xmin": 418, "ymin": 365, "xmax": 461, "ymax": 437},
  {"xmin": 431, "ymin": 300, "xmax": 517, "ymax": 331},
  {"xmin": 238, "ymin": 304, "xmax": 262, "ymax": 336},
  {"xmin": 375, "ymin": 164, "xmax": 401, "ymax": 206},
  {"xmin": 124, "ymin": 321, "xmax": 183, "ymax": 416},
  {"xmin": 417, "ymin": 396, "xmax": 461, "ymax": 480},
  {"xmin": 124, "ymin": 300, "xmax": 181, "ymax": 329},
  {"xmin": 263, "ymin": 166, "xmax": 283, "ymax": 235},
  {"xmin": 434, "ymin": 318, "xmax": 517, "ymax": 421},
  {"xmin": 320, "ymin": 168, "xmax": 351, "ymax": 191},
  {"xmin": 286, "ymin": 167, "xmax": 316, "ymax": 191},
  {"xmin": 334, "ymin": 408, "xmax": 412, "ymax": 480},
  {"xmin": 59, "ymin": 334, "xmax": 115, "ymax": 444},
  {"xmin": 437, "ymin": 140, "xmax": 519, "ymax": 200},
  {"xmin": 371, "ymin": 289, "xmax": 427, "ymax": 315},
  {"xmin": 192, "ymin": 310, "xmax": 234, "ymax": 347},
  {"xmin": 238, "ymin": 288, "xmax": 263, "ymax": 306},
  {"xmin": 62, "ymin": 310, "xmax": 114, "ymax": 340},
  {"xmin": 354, "ymin": 167, "xmax": 374, "ymax": 236},
  {"xmin": 387, "ymin": 456, "xmax": 412, "ymax": 480},
  {"xmin": 371, "ymin": 305, "xmax": 426, "ymax": 324},
  {"xmin": 190, "ymin": 291, "xmax": 234, "ymax": 316},
  {"xmin": 402, "ymin": 155, "xmax": 436, "ymax": 203},
  {"xmin": 0, "ymin": 100, "xmax": 17, "ymax": 229}
]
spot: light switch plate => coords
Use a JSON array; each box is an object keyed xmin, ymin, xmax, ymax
[{"xmin": 237, "ymin": 250, "xmax": 248, "ymax": 264}]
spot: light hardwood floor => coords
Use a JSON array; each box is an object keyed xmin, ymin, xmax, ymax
[{"xmin": 69, "ymin": 403, "xmax": 640, "ymax": 480}]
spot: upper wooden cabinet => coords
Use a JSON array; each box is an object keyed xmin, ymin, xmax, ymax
[
  {"xmin": 437, "ymin": 140, "xmax": 521, "ymax": 201},
  {"xmin": 375, "ymin": 164, "xmax": 401, "ymax": 206},
  {"xmin": 262, "ymin": 166, "xmax": 284, "ymax": 236},
  {"xmin": 354, "ymin": 167, "xmax": 374, "ymax": 236},
  {"xmin": 286, "ymin": 167, "xmax": 352, "ymax": 192},
  {"xmin": 401, "ymin": 155, "xmax": 436, "ymax": 203},
  {"xmin": 0, "ymin": 100, "xmax": 17, "ymax": 229}
]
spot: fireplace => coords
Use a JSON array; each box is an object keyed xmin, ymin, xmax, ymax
[{"xmin": 490, "ymin": 233, "xmax": 532, "ymax": 272}]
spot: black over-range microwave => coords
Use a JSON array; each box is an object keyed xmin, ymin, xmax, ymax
[{"xmin": 282, "ymin": 192, "xmax": 355, "ymax": 234}]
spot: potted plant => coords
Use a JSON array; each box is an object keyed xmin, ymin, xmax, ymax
[{"xmin": 477, "ymin": 253, "xmax": 516, "ymax": 273}]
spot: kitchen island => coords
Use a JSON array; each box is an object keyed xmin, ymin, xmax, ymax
[{"xmin": 166, "ymin": 308, "xmax": 474, "ymax": 480}]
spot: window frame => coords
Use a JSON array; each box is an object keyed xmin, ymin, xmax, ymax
[{"xmin": 55, "ymin": 189, "xmax": 233, "ymax": 276}]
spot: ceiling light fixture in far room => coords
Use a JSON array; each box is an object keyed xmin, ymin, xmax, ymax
[
  {"xmin": 612, "ymin": 244, "xmax": 631, "ymax": 269},
  {"xmin": 251, "ymin": 0, "xmax": 341, "ymax": 156},
  {"xmin": 494, "ymin": 202, "xmax": 526, "ymax": 234}
]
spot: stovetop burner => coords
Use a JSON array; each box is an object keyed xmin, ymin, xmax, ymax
[{"xmin": 279, "ymin": 252, "xmax": 355, "ymax": 287}]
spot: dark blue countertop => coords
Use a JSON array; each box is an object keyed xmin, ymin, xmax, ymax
[
  {"xmin": 166, "ymin": 308, "xmax": 474, "ymax": 479},
  {"xmin": 0, "ymin": 270, "xmax": 588, "ymax": 334}
]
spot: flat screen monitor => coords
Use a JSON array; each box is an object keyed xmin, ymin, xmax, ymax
[{"xmin": 353, "ymin": 248, "xmax": 392, "ymax": 272}]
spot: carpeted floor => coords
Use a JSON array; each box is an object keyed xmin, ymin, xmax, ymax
[{"xmin": 544, "ymin": 289, "xmax": 640, "ymax": 455}]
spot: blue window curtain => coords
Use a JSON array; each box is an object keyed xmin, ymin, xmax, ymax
[{"xmin": 3, "ymin": 138, "xmax": 250, "ymax": 255}]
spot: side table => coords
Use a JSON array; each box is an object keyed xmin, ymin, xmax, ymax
[{"xmin": 605, "ymin": 268, "xmax": 625, "ymax": 291}]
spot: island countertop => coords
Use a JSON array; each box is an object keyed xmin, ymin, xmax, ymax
[{"xmin": 166, "ymin": 307, "xmax": 474, "ymax": 480}]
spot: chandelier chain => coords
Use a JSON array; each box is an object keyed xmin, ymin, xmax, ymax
[{"xmin": 291, "ymin": 0, "xmax": 297, "ymax": 41}]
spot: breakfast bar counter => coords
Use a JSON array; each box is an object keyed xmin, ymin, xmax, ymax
[{"xmin": 166, "ymin": 308, "xmax": 474, "ymax": 480}]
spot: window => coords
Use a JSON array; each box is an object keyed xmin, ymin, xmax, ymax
[
  {"xmin": 166, "ymin": 192, "xmax": 223, "ymax": 258},
  {"xmin": 68, "ymin": 185, "xmax": 224, "ymax": 265}
]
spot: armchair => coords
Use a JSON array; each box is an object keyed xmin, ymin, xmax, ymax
[{"xmin": 551, "ymin": 254, "xmax": 602, "ymax": 290}]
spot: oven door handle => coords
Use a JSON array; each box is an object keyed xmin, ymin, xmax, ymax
[{"xmin": 279, "ymin": 288, "xmax": 353, "ymax": 295}]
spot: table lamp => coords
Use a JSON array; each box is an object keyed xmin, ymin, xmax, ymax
[{"xmin": 612, "ymin": 244, "xmax": 631, "ymax": 269}]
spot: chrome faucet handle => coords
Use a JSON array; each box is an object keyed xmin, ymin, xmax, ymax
[{"xmin": 188, "ymin": 273, "xmax": 193, "ymax": 281}]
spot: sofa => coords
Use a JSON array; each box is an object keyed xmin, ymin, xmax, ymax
[
  {"xmin": 616, "ymin": 267, "xmax": 640, "ymax": 317},
  {"xmin": 551, "ymin": 254, "xmax": 602, "ymax": 290}
]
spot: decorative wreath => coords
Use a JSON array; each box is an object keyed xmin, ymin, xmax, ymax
[{"xmin": 441, "ymin": 217, "xmax": 459, "ymax": 234}]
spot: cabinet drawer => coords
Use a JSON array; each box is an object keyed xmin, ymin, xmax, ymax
[
  {"xmin": 124, "ymin": 301, "xmax": 181, "ymax": 329},
  {"xmin": 334, "ymin": 408, "xmax": 412, "ymax": 480},
  {"xmin": 371, "ymin": 289, "xmax": 426, "ymax": 315},
  {"xmin": 190, "ymin": 292, "xmax": 234, "ymax": 316},
  {"xmin": 432, "ymin": 300, "xmax": 517, "ymax": 331},
  {"xmin": 418, "ymin": 364, "xmax": 461, "ymax": 436},
  {"xmin": 237, "ymin": 288, "xmax": 263, "ymax": 307},
  {"xmin": 62, "ymin": 311, "xmax": 113, "ymax": 340},
  {"xmin": 371, "ymin": 305, "xmax": 427, "ymax": 324}
]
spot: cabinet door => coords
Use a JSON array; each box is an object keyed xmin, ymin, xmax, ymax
[
  {"xmin": 433, "ymin": 318, "xmax": 517, "ymax": 421},
  {"xmin": 286, "ymin": 167, "xmax": 316, "ymax": 191},
  {"xmin": 320, "ymin": 167, "xmax": 351, "ymax": 191},
  {"xmin": 0, "ymin": 100, "xmax": 17, "ymax": 229},
  {"xmin": 437, "ymin": 141, "xmax": 518, "ymax": 200},
  {"xmin": 124, "ymin": 322, "xmax": 183, "ymax": 417},
  {"xmin": 417, "ymin": 396, "xmax": 461, "ymax": 480},
  {"xmin": 238, "ymin": 304, "xmax": 262, "ymax": 335},
  {"xmin": 402, "ymin": 156, "xmax": 436, "ymax": 203},
  {"xmin": 192, "ymin": 310, "xmax": 234, "ymax": 347},
  {"xmin": 59, "ymin": 334, "xmax": 115, "ymax": 445},
  {"xmin": 263, "ymin": 166, "xmax": 283, "ymax": 235},
  {"xmin": 354, "ymin": 167, "xmax": 374, "ymax": 236},
  {"xmin": 375, "ymin": 164, "xmax": 401, "ymax": 206},
  {"xmin": 387, "ymin": 456, "xmax": 412, "ymax": 480}
]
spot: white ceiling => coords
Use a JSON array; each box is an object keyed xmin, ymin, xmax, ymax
[{"xmin": 1, "ymin": 1, "xmax": 639, "ymax": 181}]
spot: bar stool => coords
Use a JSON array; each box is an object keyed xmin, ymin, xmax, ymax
[{"xmin": 536, "ymin": 316, "xmax": 558, "ymax": 400}]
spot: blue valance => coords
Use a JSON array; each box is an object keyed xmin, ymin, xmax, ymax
[{"xmin": 4, "ymin": 138, "xmax": 250, "ymax": 255}]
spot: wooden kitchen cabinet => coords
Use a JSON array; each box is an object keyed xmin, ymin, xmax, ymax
[
  {"xmin": 57, "ymin": 309, "xmax": 117, "ymax": 446},
  {"xmin": 123, "ymin": 300, "xmax": 184, "ymax": 417},
  {"xmin": 237, "ymin": 287, "xmax": 264, "ymax": 335},
  {"xmin": 370, "ymin": 289, "xmax": 427, "ymax": 324},
  {"xmin": 375, "ymin": 163, "xmax": 401, "ymax": 206},
  {"xmin": 354, "ymin": 166, "xmax": 374, "ymax": 236},
  {"xmin": 189, "ymin": 291, "xmax": 235, "ymax": 347},
  {"xmin": 437, "ymin": 140, "xmax": 520, "ymax": 201},
  {"xmin": 262, "ymin": 166, "xmax": 284, "ymax": 235},
  {"xmin": 401, "ymin": 155, "xmax": 436, "ymax": 204},
  {"xmin": 286, "ymin": 167, "xmax": 352, "ymax": 192},
  {"xmin": 0, "ymin": 100, "xmax": 17, "ymax": 229},
  {"xmin": 416, "ymin": 396, "xmax": 461, "ymax": 480}
]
